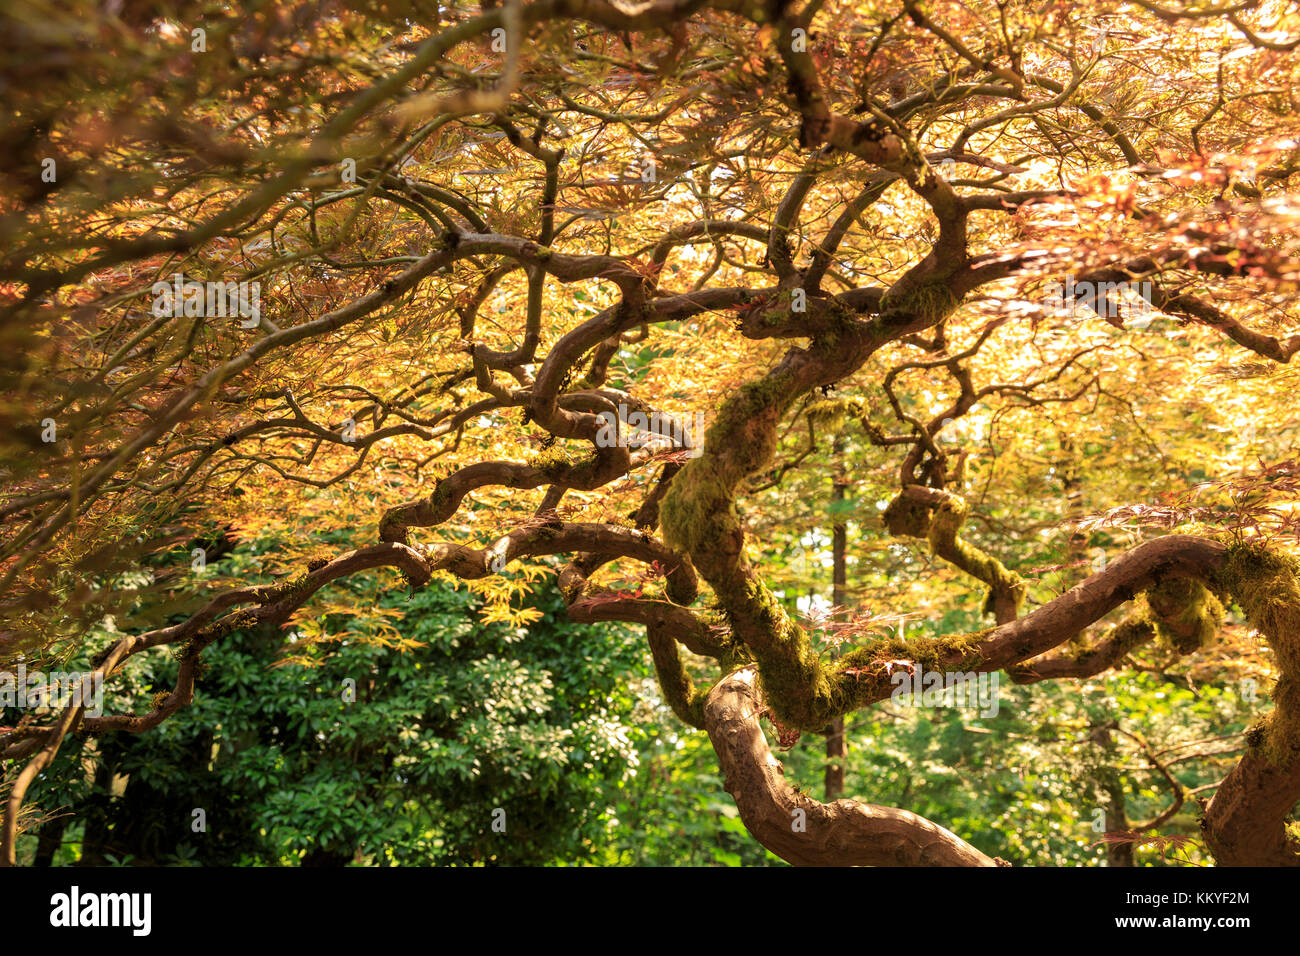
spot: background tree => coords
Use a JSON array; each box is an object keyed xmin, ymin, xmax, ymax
[{"xmin": 17, "ymin": 549, "xmax": 777, "ymax": 866}]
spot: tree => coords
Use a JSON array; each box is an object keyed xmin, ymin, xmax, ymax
[
  {"xmin": 2, "ymin": 0, "xmax": 1300, "ymax": 866},
  {"xmin": 19, "ymin": 562, "xmax": 657, "ymax": 866}
]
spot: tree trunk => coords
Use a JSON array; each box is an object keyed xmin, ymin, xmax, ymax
[
  {"xmin": 32, "ymin": 816, "xmax": 67, "ymax": 867},
  {"xmin": 706, "ymin": 668, "xmax": 1002, "ymax": 866},
  {"xmin": 824, "ymin": 454, "xmax": 848, "ymax": 801}
]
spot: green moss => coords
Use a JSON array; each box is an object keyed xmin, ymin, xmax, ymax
[
  {"xmin": 648, "ymin": 629, "xmax": 707, "ymax": 729},
  {"xmin": 861, "ymin": 629, "xmax": 988, "ymax": 672},
  {"xmin": 209, "ymin": 609, "xmax": 259, "ymax": 641},
  {"xmin": 1012, "ymin": 616, "xmax": 1155, "ymax": 682},
  {"xmin": 759, "ymin": 627, "xmax": 994, "ymax": 731},
  {"xmin": 806, "ymin": 397, "xmax": 866, "ymax": 432},
  {"xmin": 1146, "ymin": 577, "xmax": 1224, "ymax": 654},
  {"xmin": 257, "ymin": 573, "xmax": 313, "ymax": 605},
  {"xmin": 882, "ymin": 492, "xmax": 935, "ymax": 537},
  {"xmin": 1216, "ymin": 544, "xmax": 1300, "ymax": 660},
  {"xmin": 754, "ymin": 644, "xmax": 835, "ymax": 729},
  {"xmin": 1244, "ymin": 717, "xmax": 1267, "ymax": 751},
  {"xmin": 655, "ymin": 368, "xmax": 856, "ymax": 730},
  {"xmin": 927, "ymin": 495, "xmax": 1026, "ymax": 619},
  {"xmin": 771, "ymin": 627, "xmax": 998, "ymax": 723},
  {"xmin": 661, "ymin": 371, "xmax": 801, "ymax": 556},
  {"xmin": 876, "ymin": 281, "xmax": 959, "ymax": 329},
  {"xmin": 718, "ymin": 642, "xmax": 755, "ymax": 673},
  {"xmin": 1214, "ymin": 542, "xmax": 1300, "ymax": 764},
  {"xmin": 559, "ymin": 576, "xmax": 586, "ymax": 604},
  {"xmin": 709, "ymin": 375, "xmax": 792, "ymax": 462},
  {"xmin": 530, "ymin": 444, "xmax": 574, "ymax": 480},
  {"xmin": 1095, "ymin": 619, "xmax": 1149, "ymax": 669},
  {"xmin": 429, "ymin": 481, "xmax": 452, "ymax": 510},
  {"xmin": 659, "ymin": 460, "xmax": 732, "ymax": 557},
  {"xmin": 1107, "ymin": 616, "xmax": 1157, "ymax": 659},
  {"xmin": 688, "ymin": 573, "xmax": 836, "ymax": 731}
]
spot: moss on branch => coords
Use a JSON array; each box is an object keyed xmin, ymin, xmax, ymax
[
  {"xmin": 1214, "ymin": 542, "xmax": 1300, "ymax": 764},
  {"xmin": 1146, "ymin": 576, "xmax": 1224, "ymax": 654}
]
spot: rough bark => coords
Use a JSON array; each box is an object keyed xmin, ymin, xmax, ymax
[{"xmin": 704, "ymin": 668, "xmax": 1001, "ymax": 867}]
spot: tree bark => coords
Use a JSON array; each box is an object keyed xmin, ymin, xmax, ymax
[{"xmin": 705, "ymin": 668, "xmax": 1001, "ymax": 866}]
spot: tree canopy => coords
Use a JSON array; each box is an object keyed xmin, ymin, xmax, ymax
[{"xmin": 3, "ymin": 0, "xmax": 1300, "ymax": 867}]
